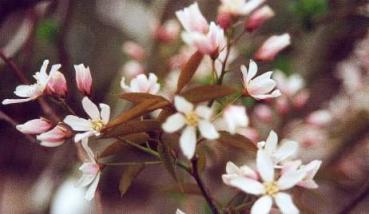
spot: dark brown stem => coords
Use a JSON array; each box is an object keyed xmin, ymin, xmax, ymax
[
  {"xmin": 339, "ymin": 181, "xmax": 369, "ymax": 214},
  {"xmin": 191, "ymin": 157, "xmax": 219, "ymax": 214},
  {"xmin": 0, "ymin": 110, "xmax": 36, "ymax": 144}
]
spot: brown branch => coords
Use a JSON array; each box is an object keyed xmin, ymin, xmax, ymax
[{"xmin": 339, "ymin": 180, "xmax": 369, "ymax": 214}]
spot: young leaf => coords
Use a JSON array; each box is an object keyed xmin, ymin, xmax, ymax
[
  {"xmin": 120, "ymin": 93, "xmax": 170, "ymax": 105},
  {"xmin": 119, "ymin": 164, "xmax": 145, "ymax": 197},
  {"xmin": 181, "ymin": 85, "xmax": 237, "ymax": 103},
  {"xmin": 196, "ymin": 148, "xmax": 207, "ymax": 173},
  {"xmin": 176, "ymin": 51, "xmax": 204, "ymax": 93},
  {"xmin": 217, "ymin": 131, "xmax": 257, "ymax": 152},
  {"xmin": 103, "ymin": 119, "xmax": 161, "ymax": 138}
]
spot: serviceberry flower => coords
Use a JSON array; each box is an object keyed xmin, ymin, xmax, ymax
[
  {"xmin": 222, "ymin": 161, "xmax": 259, "ymax": 182},
  {"xmin": 36, "ymin": 124, "xmax": 72, "ymax": 147},
  {"xmin": 2, "ymin": 60, "xmax": 64, "ymax": 105},
  {"xmin": 120, "ymin": 73, "xmax": 160, "ymax": 94},
  {"xmin": 76, "ymin": 139, "xmax": 101, "ymax": 200},
  {"xmin": 175, "ymin": 2, "xmax": 208, "ymax": 34},
  {"xmin": 47, "ymin": 69, "xmax": 67, "ymax": 97},
  {"xmin": 273, "ymin": 71, "xmax": 305, "ymax": 97},
  {"xmin": 245, "ymin": 5, "xmax": 275, "ymax": 32},
  {"xmin": 64, "ymin": 97, "xmax": 110, "ymax": 142},
  {"xmin": 74, "ymin": 64, "xmax": 93, "ymax": 96},
  {"xmin": 255, "ymin": 33, "xmax": 291, "ymax": 61},
  {"xmin": 257, "ymin": 130, "xmax": 298, "ymax": 166},
  {"xmin": 282, "ymin": 160, "xmax": 322, "ymax": 189},
  {"xmin": 223, "ymin": 150, "xmax": 305, "ymax": 214},
  {"xmin": 220, "ymin": 105, "xmax": 249, "ymax": 134},
  {"xmin": 241, "ymin": 60, "xmax": 281, "ymax": 99},
  {"xmin": 219, "ymin": 0, "xmax": 265, "ymax": 16},
  {"xmin": 16, "ymin": 117, "xmax": 52, "ymax": 134},
  {"xmin": 162, "ymin": 96, "xmax": 219, "ymax": 159}
]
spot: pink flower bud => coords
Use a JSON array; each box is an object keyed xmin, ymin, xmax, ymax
[
  {"xmin": 176, "ymin": 3, "xmax": 209, "ymax": 33},
  {"xmin": 153, "ymin": 20, "xmax": 180, "ymax": 43},
  {"xmin": 16, "ymin": 117, "xmax": 52, "ymax": 134},
  {"xmin": 293, "ymin": 90, "xmax": 309, "ymax": 108},
  {"xmin": 245, "ymin": 6, "xmax": 274, "ymax": 32},
  {"xmin": 238, "ymin": 127, "xmax": 259, "ymax": 143},
  {"xmin": 275, "ymin": 97, "xmax": 290, "ymax": 114},
  {"xmin": 254, "ymin": 33, "xmax": 291, "ymax": 61},
  {"xmin": 254, "ymin": 104, "xmax": 273, "ymax": 123},
  {"xmin": 74, "ymin": 64, "xmax": 92, "ymax": 96},
  {"xmin": 47, "ymin": 71, "xmax": 67, "ymax": 97},
  {"xmin": 306, "ymin": 110, "xmax": 332, "ymax": 127},
  {"xmin": 217, "ymin": 12, "xmax": 233, "ymax": 30},
  {"xmin": 36, "ymin": 124, "xmax": 72, "ymax": 147},
  {"xmin": 122, "ymin": 41, "xmax": 145, "ymax": 61}
]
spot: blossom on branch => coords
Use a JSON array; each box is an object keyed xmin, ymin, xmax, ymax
[
  {"xmin": 176, "ymin": 3, "xmax": 208, "ymax": 34},
  {"xmin": 64, "ymin": 97, "xmax": 110, "ymax": 142},
  {"xmin": 217, "ymin": 105, "xmax": 249, "ymax": 134},
  {"xmin": 255, "ymin": 33, "xmax": 291, "ymax": 61},
  {"xmin": 162, "ymin": 96, "xmax": 219, "ymax": 159},
  {"xmin": 2, "ymin": 60, "xmax": 65, "ymax": 105},
  {"xmin": 241, "ymin": 60, "xmax": 281, "ymax": 99},
  {"xmin": 74, "ymin": 64, "xmax": 93, "ymax": 96},
  {"xmin": 121, "ymin": 73, "xmax": 160, "ymax": 94},
  {"xmin": 16, "ymin": 117, "xmax": 52, "ymax": 134},
  {"xmin": 36, "ymin": 124, "xmax": 72, "ymax": 147},
  {"xmin": 219, "ymin": 0, "xmax": 265, "ymax": 16}
]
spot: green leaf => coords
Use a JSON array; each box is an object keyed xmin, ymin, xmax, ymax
[
  {"xmin": 176, "ymin": 51, "xmax": 204, "ymax": 93},
  {"xmin": 119, "ymin": 164, "xmax": 145, "ymax": 197}
]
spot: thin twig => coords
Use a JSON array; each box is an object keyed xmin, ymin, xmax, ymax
[{"xmin": 339, "ymin": 180, "xmax": 369, "ymax": 214}]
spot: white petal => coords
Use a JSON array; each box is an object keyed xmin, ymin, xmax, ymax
[
  {"xmin": 99, "ymin": 103, "xmax": 110, "ymax": 124},
  {"xmin": 85, "ymin": 174, "xmax": 100, "ymax": 201},
  {"xmin": 162, "ymin": 113, "xmax": 186, "ymax": 133},
  {"xmin": 257, "ymin": 150, "xmax": 274, "ymax": 182},
  {"xmin": 2, "ymin": 97, "xmax": 35, "ymax": 105},
  {"xmin": 223, "ymin": 176, "xmax": 265, "ymax": 195},
  {"xmin": 277, "ymin": 168, "xmax": 306, "ymax": 190},
  {"xmin": 82, "ymin": 97, "xmax": 100, "ymax": 120},
  {"xmin": 64, "ymin": 115, "xmax": 90, "ymax": 131},
  {"xmin": 81, "ymin": 138, "xmax": 95, "ymax": 162},
  {"xmin": 198, "ymin": 120, "xmax": 219, "ymax": 139},
  {"xmin": 274, "ymin": 140, "xmax": 298, "ymax": 163},
  {"xmin": 225, "ymin": 161, "xmax": 240, "ymax": 174},
  {"xmin": 264, "ymin": 130, "xmax": 278, "ymax": 154},
  {"xmin": 74, "ymin": 132, "xmax": 94, "ymax": 143},
  {"xmin": 275, "ymin": 193, "xmax": 299, "ymax": 214},
  {"xmin": 174, "ymin": 96, "xmax": 193, "ymax": 113},
  {"xmin": 40, "ymin": 140, "xmax": 64, "ymax": 147},
  {"xmin": 247, "ymin": 60, "xmax": 258, "ymax": 82},
  {"xmin": 195, "ymin": 105, "xmax": 212, "ymax": 120},
  {"xmin": 14, "ymin": 84, "xmax": 39, "ymax": 97},
  {"xmin": 179, "ymin": 126, "xmax": 197, "ymax": 159},
  {"xmin": 251, "ymin": 195, "xmax": 273, "ymax": 214},
  {"xmin": 76, "ymin": 174, "xmax": 96, "ymax": 188}
]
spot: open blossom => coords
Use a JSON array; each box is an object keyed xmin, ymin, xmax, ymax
[
  {"xmin": 245, "ymin": 5, "xmax": 275, "ymax": 32},
  {"xmin": 221, "ymin": 105, "xmax": 249, "ymax": 134},
  {"xmin": 182, "ymin": 22, "xmax": 226, "ymax": 58},
  {"xmin": 219, "ymin": 0, "xmax": 265, "ymax": 16},
  {"xmin": 282, "ymin": 160, "xmax": 322, "ymax": 189},
  {"xmin": 77, "ymin": 139, "xmax": 101, "ymax": 200},
  {"xmin": 175, "ymin": 3, "xmax": 208, "ymax": 33},
  {"xmin": 223, "ymin": 150, "xmax": 305, "ymax": 214},
  {"xmin": 36, "ymin": 124, "xmax": 72, "ymax": 147},
  {"xmin": 241, "ymin": 60, "xmax": 281, "ymax": 100},
  {"xmin": 2, "ymin": 60, "xmax": 63, "ymax": 105},
  {"xmin": 121, "ymin": 73, "xmax": 160, "ymax": 94},
  {"xmin": 255, "ymin": 33, "xmax": 291, "ymax": 61},
  {"xmin": 162, "ymin": 96, "xmax": 219, "ymax": 159},
  {"xmin": 257, "ymin": 130, "xmax": 298, "ymax": 166},
  {"xmin": 74, "ymin": 64, "xmax": 92, "ymax": 96},
  {"xmin": 222, "ymin": 161, "xmax": 259, "ymax": 182},
  {"xmin": 16, "ymin": 117, "xmax": 52, "ymax": 134},
  {"xmin": 274, "ymin": 71, "xmax": 305, "ymax": 97},
  {"xmin": 64, "ymin": 97, "xmax": 110, "ymax": 142}
]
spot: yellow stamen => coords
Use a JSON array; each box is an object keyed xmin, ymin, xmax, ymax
[
  {"xmin": 91, "ymin": 120, "xmax": 104, "ymax": 132},
  {"xmin": 264, "ymin": 181, "xmax": 279, "ymax": 196},
  {"xmin": 185, "ymin": 111, "xmax": 199, "ymax": 127}
]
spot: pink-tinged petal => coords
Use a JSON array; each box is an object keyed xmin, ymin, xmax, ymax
[
  {"xmin": 299, "ymin": 180, "xmax": 318, "ymax": 189},
  {"xmin": 274, "ymin": 140, "xmax": 298, "ymax": 163},
  {"xmin": 251, "ymin": 195, "xmax": 273, "ymax": 214},
  {"xmin": 240, "ymin": 165, "xmax": 259, "ymax": 180},
  {"xmin": 247, "ymin": 60, "xmax": 258, "ymax": 82},
  {"xmin": 74, "ymin": 64, "xmax": 92, "ymax": 96},
  {"xmin": 16, "ymin": 118, "xmax": 52, "ymax": 134},
  {"xmin": 274, "ymin": 193, "xmax": 299, "ymax": 214},
  {"xmin": 82, "ymin": 97, "xmax": 100, "ymax": 121},
  {"xmin": 47, "ymin": 70, "xmax": 67, "ymax": 97},
  {"xmin": 277, "ymin": 168, "xmax": 306, "ymax": 190},
  {"xmin": 225, "ymin": 161, "xmax": 240, "ymax": 174},
  {"xmin": 79, "ymin": 163, "xmax": 99, "ymax": 176},
  {"xmin": 252, "ymin": 89, "xmax": 281, "ymax": 100},
  {"xmin": 223, "ymin": 176, "xmax": 265, "ymax": 195},
  {"xmin": 64, "ymin": 115, "xmax": 90, "ymax": 131},
  {"xmin": 85, "ymin": 173, "xmax": 100, "ymax": 201},
  {"xmin": 198, "ymin": 120, "xmax": 219, "ymax": 139},
  {"xmin": 76, "ymin": 173, "xmax": 96, "ymax": 188},
  {"xmin": 264, "ymin": 130, "xmax": 278, "ymax": 154},
  {"xmin": 195, "ymin": 105, "xmax": 212, "ymax": 120},
  {"xmin": 162, "ymin": 113, "xmax": 186, "ymax": 133},
  {"xmin": 298, "ymin": 160, "xmax": 321, "ymax": 189},
  {"xmin": 179, "ymin": 126, "xmax": 197, "ymax": 159},
  {"xmin": 36, "ymin": 125, "xmax": 70, "ymax": 143},
  {"xmin": 246, "ymin": 6, "xmax": 275, "ymax": 32},
  {"xmin": 257, "ymin": 150, "xmax": 274, "ymax": 182},
  {"xmin": 255, "ymin": 34, "xmax": 291, "ymax": 61},
  {"xmin": 240, "ymin": 65, "xmax": 249, "ymax": 86},
  {"xmin": 99, "ymin": 103, "xmax": 110, "ymax": 124},
  {"xmin": 174, "ymin": 96, "xmax": 193, "ymax": 113},
  {"xmin": 175, "ymin": 3, "xmax": 208, "ymax": 33},
  {"xmin": 74, "ymin": 131, "xmax": 94, "ymax": 143}
]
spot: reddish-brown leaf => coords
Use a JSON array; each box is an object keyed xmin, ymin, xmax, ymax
[
  {"xmin": 104, "ymin": 119, "xmax": 161, "ymax": 138},
  {"xmin": 217, "ymin": 131, "xmax": 257, "ymax": 152},
  {"xmin": 176, "ymin": 51, "xmax": 204, "ymax": 93},
  {"xmin": 181, "ymin": 85, "xmax": 237, "ymax": 103}
]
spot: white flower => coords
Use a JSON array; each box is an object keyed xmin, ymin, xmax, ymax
[
  {"xmin": 162, "ymin": 96, "xmax": 219, "ymax": 159},
  {"xmin": 219, "ymin": 0, "xmax": 265, "ymax": 16},
  {"xmin": 222, "ymin": 161, "xmax": 259, "ymax": 183},
  {"xmin": 176, "ymin": 209, "xmax": 186, "ymax": 214},
  {"xmin": 255, "ymin": 33, "xmax": 291, "ymax": 61},
  {"xmin": 64, "ymin": 97, "xmax": 110, "ymax": 142},
  {"xmin": 121, "ymin": 73, "xmax": 160, "ymax": 94},
  {"xmin": 241, "ymin": 60, "xmax": 281, "ymax": 100},
  {"xmin": 257, "ymin": 130, "xmax": 298, "ymax": 166},
  {"xmin": 2, "ymin": 60, "xmax": 61, "ymax": 105},
  {"xmin": 175, "ymin": 2, "xmax": 208, "ymax": 33},
  {"xmin": 223, "ymin": 150, "xmax": 305, "ymax": 214},
  {"xmin": 76, "ymin": 139, "xmax": 101, "ymax": 200},
  {"xmin": 221, "ymin": 105, "xmax": 249, "ymax": 134},
  {"xmin": 182, "ymin": 22, "xmax": 226, "ymax": 57},
  {"xmin": 273, "ymin": 71, "xmax": 305, "ymax": 97},
  {"xmin": 16, "ymin": 117, "xmax": 52, "ymax": 134},
  {"xmin": 282, "ymin": 160, "xmax": 322, "ymax": 189}
]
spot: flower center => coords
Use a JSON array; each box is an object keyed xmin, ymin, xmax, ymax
[
  {"xmin": 264, "ymin": 181, "xmax": 279, "ymax": 196},
  {"xmin": 91, "ymin": 120, "xmax": 104, "ymax": 132},
  {"xmin": 185, "ymin": 111, "xmax": 199, "ymax": 127}
]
